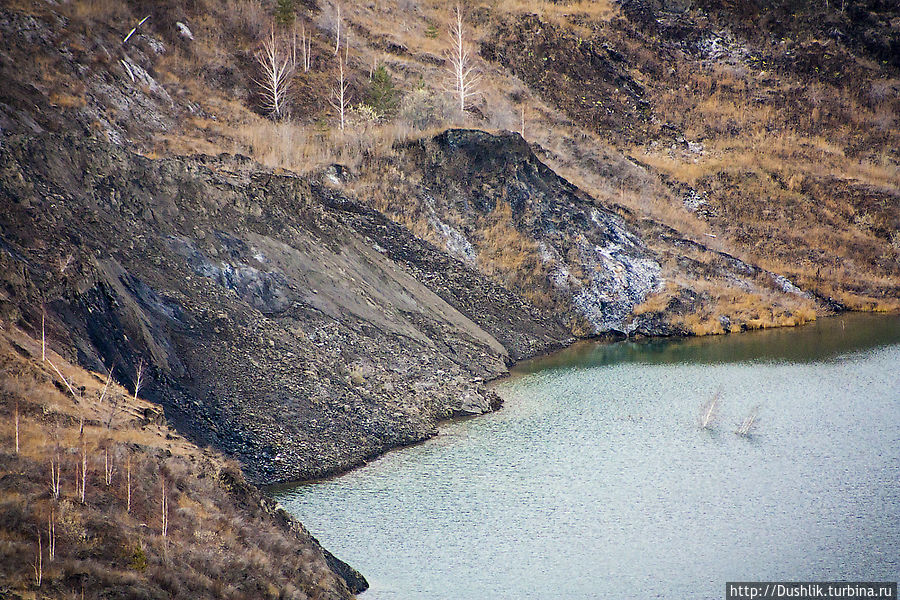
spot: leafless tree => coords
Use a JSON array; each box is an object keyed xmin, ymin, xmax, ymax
[
  {"xmin": 161, "ymin": 475, "xmax": 169, "ymax": 538},
  {"xmin": 133, "ymin": 360, "xmax": 145, "ymax": 403},
  {"xmin": 77, "ymin": 437, "xmax": 87, "ymax": 504},
  {"xmin": 104, "ymin": 446, "xmax": 116, "ymax": 486},
  {"xmin": 254, "ymin": 26, "xmax": 295, "ymax": 119},
  {"xmin": 445, "ymin": 4, "xmax": 481, "ymax": 113},
  {"xmin": 14, "ymin": 399, "xmax": 18, "ymax": 454},
  {"xmin": 41, "ymin": 308, "xmax": 46, "ymax": 362},
  {"xmin": 47, "ymin": 358, "xmax": 81, "ymax": 403},
  {"xmin": 329, "ymin": 46, "xmax": 351, "ymax": 131},
  {"xmin": 47, "ymin": 509, "xmax": 56, "ymax": 563},
  {"xmin": 33, "ymin": 530, "xmax": 42, "ymax": 586},
  {"xmin": 293, "ymin": 22, "xmax": 312, "ymax": 72},
  {"xmin": 332, "ymin": 4, "xmax": 342, "ymax": 56},
  {"xmin": 100, "ymin": 363, "xmax": 119, "ymax": 429},
  {"xmin": 50, "ymin": 452, "xmax": 62, "ymax": 500}
]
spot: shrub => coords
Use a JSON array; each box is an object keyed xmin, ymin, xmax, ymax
[
  {"xmin": 398, "ymin": 87, "xmax": 459, "ymax": 130},
  {"xmin": 129, "ymin": 544, "xmax": 148, "ymax": 572}
]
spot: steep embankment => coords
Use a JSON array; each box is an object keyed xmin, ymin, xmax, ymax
[{"xmin": 0, "ymin": 131, "xmax": 570, "ymax": 484}]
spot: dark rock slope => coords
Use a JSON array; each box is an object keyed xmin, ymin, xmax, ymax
[
  {"xmin": 0, "ymin": 131, "xmax": 570, "ymax": 484},
  {"xmin": 402, "ymin": 130, "xmax": 664, "ymax": 335},
  {"xmin": 356, "ymin": 129, "xmax": 667, "ymax": 337}
]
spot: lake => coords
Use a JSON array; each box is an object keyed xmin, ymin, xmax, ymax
[{"xmin": 271, "ymin": 314, "xmax": 900, "ymax": 599}]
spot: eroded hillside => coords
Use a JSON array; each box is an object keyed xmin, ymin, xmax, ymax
[
  {"xmin": 1, "ymin": 1, "xmax": 898, "ymax": 595},
  {"xmin": 0, "ymin": 131, "xmax": 571, "ymax": 484},
  {"xmin": 2, "ymin": 0, "xmax": 898, "ymax": 480},
  {"xmin": 1, "ymin": 0, "xmax": 897, "ymax": 492}
]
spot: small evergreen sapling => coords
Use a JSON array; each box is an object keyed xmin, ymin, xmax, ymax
[
  {"xmin": 274, "ymin": 0, "xmax": 295, "ymax": 26},
  {"xmin": 366, "ymin": 65, "xmax": 399, "ymax": 118}
]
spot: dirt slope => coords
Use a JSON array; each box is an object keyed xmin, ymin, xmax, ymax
[{"xmin": 0, "ymin": 130, "xmax": 574, "ymax": 484}]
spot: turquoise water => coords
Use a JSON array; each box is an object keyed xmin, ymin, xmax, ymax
[{"xmin": 272, "ymin": 314, "xmax": 900, "ymax": 599}]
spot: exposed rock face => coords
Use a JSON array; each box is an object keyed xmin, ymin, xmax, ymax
[
  {"xmin": 0, "ymin": 132, "xmax": 569, "ymax": 484},
  {"xmin": 0, "ymin": 124, "xmax": 827, "ymax": 483},
  {"xmin": 395, "ymin": 129, "xmax": 663, "ymax": 335}
]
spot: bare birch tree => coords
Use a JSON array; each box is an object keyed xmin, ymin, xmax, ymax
[
  {"xmin": 332, "ymin": 4, "xmax": 341, "ymax": 56},
  {"xmin": 254, "ymin": 26, "xmax": 295, "ymax": 119},
  {"xmin": 77, "ymin": 436, "xmax": 87, "ymax": 503},
  {"xmin": 50, "ymin": 452, "xmax": 61, "ymax": 500},
  {"xmin": 47, "ymin": 358, "xmax": 80, "ymax": 402},
  {"xmin": 329, "ymin": 46, "xmax": 351, "ymax": 131},
  {"xmin": 104, "ymin": 446, "xmax": 115, "ymax": 486},
  {"xmin": 445, "ymin": 4, "xmax": 481, "ymax": 113},
  {"xmin": 99, "ymin": 363, "xmax": 118, "ymax": 429},
  {"xmin": 133, "ymin": 360, "xmax": 144, "ymax": 403},
  {"xmin": 33, "ymin": 531, "xmax": 42, "ymax": 586},
  {"xmin": 126, "ymin": 454, "xmax": 132, "ymax": 513},
  {"xmin": 47, "ymin": 509, "xmax": 56, "ymax": 563},
  {"xmin": 293, "ymin": 22, "xmax": 312, "ymax": 72},
  {"xmin": 161, "ymin": 475, "xmax": 169, "ymax": 538}
]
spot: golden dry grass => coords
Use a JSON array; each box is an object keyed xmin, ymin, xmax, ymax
[
  {"xmin": 0, "ymin": 325, "xmax": 348, "ymax": 599},
  {"xmin": 475, "ymin": 201, "xmax": 554, "ymax": 307},
  {"xmin": 671, "ymin": 289, "xmax": 819, "ymax": 336},
  {"xmin": 0, "ymin": 328, "xmax": 198, "ymax": 458},
  {"xmin": 489, "ymin": 0, "xmax": 617, "ymax": 24}
]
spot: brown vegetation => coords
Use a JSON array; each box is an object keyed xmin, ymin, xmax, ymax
[{"xmin": 0, "ymin": 326, "xmax": 353, "ymax": 600}]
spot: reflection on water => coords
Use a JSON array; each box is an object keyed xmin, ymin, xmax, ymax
[
  {"xmin": 273, "ymin": 314, "xmax": 900, "ymax": 600},
  {"xmin": 519, "ymin": 313, "xmax": 900, "ymax": 372}
]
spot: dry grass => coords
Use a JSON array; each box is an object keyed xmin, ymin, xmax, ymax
[
  {"xmin": 228, "ymin": 116, "xmax": 441, "ymax": 174},
  {"xmin": 676, "ymin": 283, "xmax": 818, "ymax": 336},
  {"xmin": 627, "ymin": 40, "xmax": 900, "ymax": 309},
  {"xmin": 476, "ymin": 202, "xmax": 553, "ymax": 307},
  {"xmin": 67, "ymin": 0, "xmax": 131, "ymax": 23},
  {"xmin": 0, "ymin": 325, "xmax": 349, "ymax": 600},
  {"xmin": 633, "ymin": 270, "xmax": 821, "ymax": 336},
  {"xmin": 490, "ymin": 0, "xmax": 617, "ymax": 23},
  {"xmin": 632, "ymin": 282, "xmax": 679, "ymax": 316}
]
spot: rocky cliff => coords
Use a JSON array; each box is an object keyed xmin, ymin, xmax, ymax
[
  {"xmin": 0, "ymin": 131, "xmax": 574, "ymax": 484},
  {"xmin": 379, "ymin": 129, "xmax": 664, "ymax": 334}
]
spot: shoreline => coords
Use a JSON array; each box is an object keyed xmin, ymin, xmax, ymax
[{"xmin": 263, "ymin": 308, "xmax": 899, "ymax": 491}]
